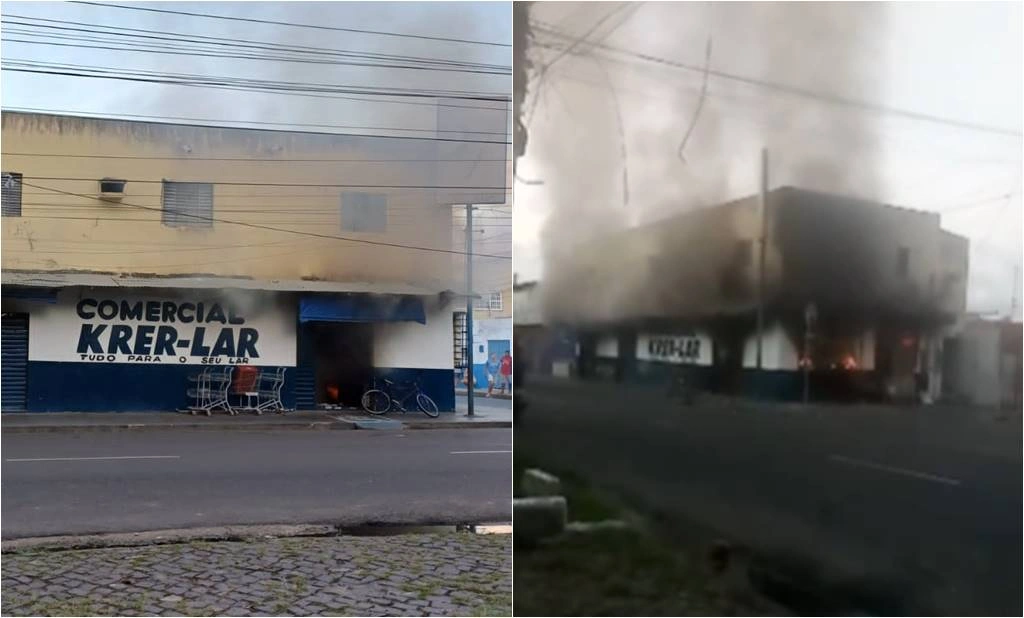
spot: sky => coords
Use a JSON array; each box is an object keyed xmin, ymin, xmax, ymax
[
  {"xmin": 0, "ymin": 0, "xmax": 513, "ymax": 292},
  {"xmin": 515, "ymin": 1, "xmax": 1024, "ymax": 320}
]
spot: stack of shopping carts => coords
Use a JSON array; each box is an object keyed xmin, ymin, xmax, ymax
[{"xmin": 187, "ymin": 366, "xmax": 288, "ymax": 415}]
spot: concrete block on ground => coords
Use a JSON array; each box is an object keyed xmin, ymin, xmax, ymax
[
  {"xmin": 513, "ymin": 496, "xmax": 566, "ymax": 546},
  {"xmin": 564, "ymin": 520, "xmax": 631, "ymax": 534},
  {"xmin": 521, "ymin": 468, "xmax": 562, "ymax": 497}
]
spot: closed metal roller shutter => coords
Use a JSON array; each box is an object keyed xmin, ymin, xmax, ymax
[{"xmin": 2, "ymin": 314, "xmax": 29, "ymax": 411}]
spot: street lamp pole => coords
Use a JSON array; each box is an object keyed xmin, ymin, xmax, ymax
[{"xmin": 465, "ymin": 204, "xmax": 475, "ymax": 417}]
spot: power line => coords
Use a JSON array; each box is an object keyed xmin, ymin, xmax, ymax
[
  {"xmin": 6, "ymin": 233, "xmax": 512, "ymax": 255},
  {"xmin": 1, "ymin": 15, "xmax": 510, "ymax": 71},
  {"xmin": 10, "ymin": 233, "xmax": 508, "ymax": 246},
  {"xmin": 2, "ymin": 59, "xmax": 510, "ymax": 102},
  {"xmin": 20, "ymin": 202, "xmax": 514, "ymax": 219},
  {"xmin": 540, "ymin": 60, "xmax": 1022, "ymax": 167},
  {"xmin": 3, "ymin": 149, "xmax": 509, "ymax": 161},
  {"xmin": 1, "ymin": 108, "xmax": 510, "ymax": 146},
  {"xmin": 15, "ymin": 213, "xmax": 514, "ymax": 228},
  {"xmin": 17, "ymin": 196, "xmax": 510, "ymax": 211},
  {"xmin": 1, "ymin": 23, "xmax": 512, "ymax": 75},
  {"xmin": 532, "ymin": 20, "xmax": 1024, "ymax": 138},
  {"xmin": 1, "ymin": 107, "xmax": 511, "ymax": 140},
  {"xmin": 18, "ymin": 193, "xmax": 509, "ymax": 206},
  {"xmin": 10, "ymin": 243, "xmax": 384, "ymax": 271},
  {"xmin": 0, "ymin": 111, "xmax": 506, "ymax": 135},
  {"xmin": 1, "ymin": 63, "xmax": 510, "ymax": 114},
  {"xmin": 18, "ymin": 180, "xmax": 512, "ymax": 260},
  {"xmin": 935, "ymin": 193, "xmax": 1016, "ymax": 214},
  {"xmin": 70, "ymin": 1, "xmax": 512, "ymax": 48},
  {"xmin": 15, "ymin": 216, "xmax": 514, "ymax": 230},
  {"xmin": 2, "ymin": 63, "xmax": 513, "ymax": 118},
  {"xmin": 527, "ymin": 4, "xmax": 632, "ymax": 127},
  {"xmin": 1, "ymin": 35, "xmax": 513, "ymax": 76},
  {"xmin": 20, "ymin": 175, "xmax": 509, "ymax": 190},
  {"xmin": 4, "ymin": 238, "xmax": 314, "ymax": 255}
]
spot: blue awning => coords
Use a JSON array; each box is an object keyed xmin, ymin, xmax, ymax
[
  {"xmin": 1, "ymin": 286, "xmax": 58, "ymax": 303},
  {"xmin": 299, "ymin": 295, "xmax": 426, "ymax": 324}
]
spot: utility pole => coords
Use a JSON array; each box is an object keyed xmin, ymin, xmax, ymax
[
  {"xmin": 803, "ymin": 303, "xmax": 817, "ymax": 404},
  {"xmin": 1011, "ymin": 263, "xmax": 1019, "ymax": 321},
  {"xmin": 756, "ymin": 148, "xmax": 768, "ymax": 384},
  {"xmin": 465, "ymin": 204, "xmax": 475, "ymax": 417}
]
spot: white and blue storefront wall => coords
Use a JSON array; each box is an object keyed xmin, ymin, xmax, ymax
[
  {"xmin": 575, "ymin": 319, "xmax": 882, "ymax": 401},
  {"xmin": 2, "ymin": 287, "xmax": 297, "ymax": 412},
  {"xmin": 2, "ymin": 287, "xmax": 456, "ymax": 413},
  {"xmin": 579, "ymin": 328, "xmax": 715, "ymax": 385},
  {"xmin": 469, "ymin": 317, "xmax": 512, "ymax": 388},
  {"xmin": 296, "ymin": 294, "xmax": 457, "ymax": 412}
]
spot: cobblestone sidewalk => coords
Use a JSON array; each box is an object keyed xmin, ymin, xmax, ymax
[{"xmin": 1, "ymin": 533, "xmax": 511, "ymax": 616}]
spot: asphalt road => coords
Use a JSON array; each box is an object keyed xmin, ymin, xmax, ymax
[
  {"xmin": 517, "ymin": 377, "xmax": 1022, "ymax": 616},
  {"xmin": 2, "ymin": 428, "xmax": 511, "ymax": 539}
]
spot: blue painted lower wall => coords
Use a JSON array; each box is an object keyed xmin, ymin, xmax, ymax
[
  {"xmin": 24, "ymin": 361, "xmax": 297, "ymax": 412},
  {"xmin": 22, "ymin": 363, "xmax": 456, "ymax": 413},
  {"xmin": 373, "ymin": 367, "xmax": 456, "ymax": 413},
  {"xmin": 584, "ymin": 358, "xmax": 878, "ymax": 403}
]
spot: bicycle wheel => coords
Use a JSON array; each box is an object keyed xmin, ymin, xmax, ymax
[
  {"xmin": 416, "ymin": 393, "xmax": 439, "ymax": 417},
  {"xmin": 361, "ymin": 389, "xmax": 391, "ymax": 415}
]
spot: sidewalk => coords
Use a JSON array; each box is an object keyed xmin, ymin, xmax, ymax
[
  {"xmin": 2, "ymin": 408, "xmax": 510, "ymax": 434},
  {"xmin": 1, "ymin": 531, "xmax": 511, "ymax": 617},
  {"xmin": 455, "ymin": 388, "xmax": 513, "ymax": 400}
]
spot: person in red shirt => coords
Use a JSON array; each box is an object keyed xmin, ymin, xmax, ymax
[{"xmin": 499, "ymin": 350, "xmax": 513, "ymax": 396}]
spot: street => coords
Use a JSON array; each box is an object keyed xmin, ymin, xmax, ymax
[
  {"xmin": 517, "ymin": 377, "xmax": 1022, "ymax": 616},
  {"xmin": 2, "ymin": 428, "xmax": 512, "ymax": 539}
]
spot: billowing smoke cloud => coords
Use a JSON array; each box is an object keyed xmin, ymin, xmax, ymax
[{"xmin": 526, "ymin": 2, "xmax": 890, "ymax": 322}]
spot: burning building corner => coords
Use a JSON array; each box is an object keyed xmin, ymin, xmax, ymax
[{"xmin": 540, "ymin": 186, "xmax": 970, "ymax": 403}]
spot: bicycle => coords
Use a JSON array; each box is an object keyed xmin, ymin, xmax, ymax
[{"xmin": 361, "ymin": 378, "xmax": 440, "ymax": 418}]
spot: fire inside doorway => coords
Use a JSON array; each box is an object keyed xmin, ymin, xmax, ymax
[{"xmin": 305, "ymin": 322, "xmax": 373, "ymax": 408}]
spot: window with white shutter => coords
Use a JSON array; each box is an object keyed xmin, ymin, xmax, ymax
[
  {"xmin": 2, "ymin": 172, "xmax": 23, "ymax": 217},
  {"xmin": 340, "ymin": 192, "xmax": 387, "ymax": 233},
  {"xmin": 162, "ymin": 181, "xmax": 213, "ymax": 228}
]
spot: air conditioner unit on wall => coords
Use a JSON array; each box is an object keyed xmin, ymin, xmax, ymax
[{"xmin": 99, "ymin": 178, "xmax": 126, "ymax": 201}]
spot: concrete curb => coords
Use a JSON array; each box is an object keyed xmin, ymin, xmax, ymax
[
  {"xmin": 1, "ymin": 524, "xmax": 340, "ymax": 553},
  {"xmin": 1, "ymin": 421, "xmax": 349, "ymax": 434},
  {"xmin": 3, "ymin": 521, "xmax": 514, "ymax": 553},
  {"xmin": 402, "ymin": 421, "xmax": 512, "ymax": 430},
  {"xmin": 0, "ymin": 418, "xmax": 511, "ymax": 433}
]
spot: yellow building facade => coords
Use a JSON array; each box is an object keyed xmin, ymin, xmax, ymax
[{"xmin": 0, "ymin": 111, "xmax": 505, "ymax": 289}]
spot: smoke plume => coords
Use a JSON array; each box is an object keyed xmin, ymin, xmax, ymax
[{"xmin": 526, "ymin": 2, "xmax": 890, "ymax": 322}]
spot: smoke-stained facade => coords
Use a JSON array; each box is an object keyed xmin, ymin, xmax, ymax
[
  {"xmin": 544, "ymin": 187, "xmax": 969, "ymax": 402},
  {"xmin": 0, "ymin": 112, "xmax": 506, "ymax": 412}
]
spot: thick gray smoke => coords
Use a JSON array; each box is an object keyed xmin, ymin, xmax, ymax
[
  {"xmin": 119, "ymin": 2, "xmax": 512, "ymax": 288},
  {"xmin": 528, "ymin": 2, "xmax": 889, "ymax": 322}
]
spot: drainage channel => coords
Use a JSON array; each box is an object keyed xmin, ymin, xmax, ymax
[{"xmin": 338, "ymin": 523, "xmax": 512, "ymax": 536}]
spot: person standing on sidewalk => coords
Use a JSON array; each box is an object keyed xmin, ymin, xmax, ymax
[
  {"xmin": 485, "ymin": 353, "xmax": 500, "ymax": 397},
  {"xmin": 499, "ymin": 350, "xmax": 513, "ymax": 396}
]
